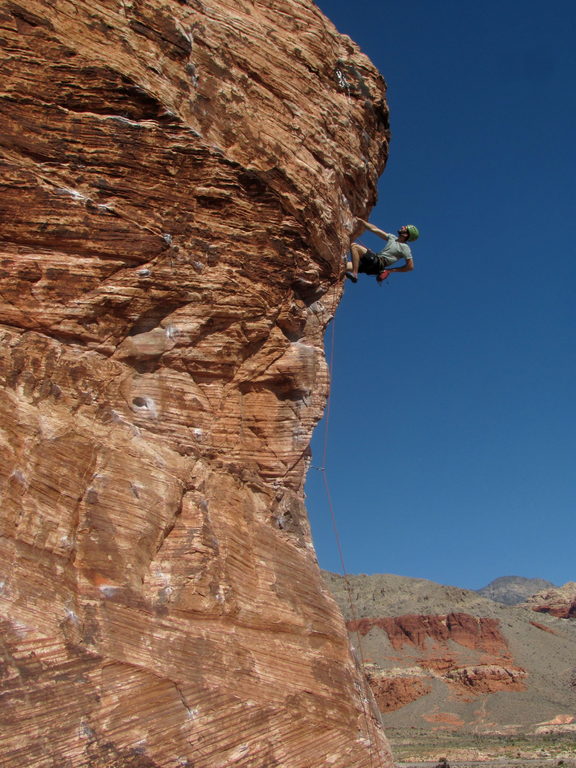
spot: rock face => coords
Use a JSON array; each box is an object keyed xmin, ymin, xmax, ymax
[
  {"xmin": 0, "ymin": 1, "xmax": 391, "ymax": 766},
  {"xmin": 521, "ymin": 582, "xmax": 576, "ymax": 618},
  {"xmin": 324, "ymin": 572, "xmax": 576, "ymax": 732},
  {"xmin": 350, "ymin": 613, "xmax": 512, "ymax": 655}
]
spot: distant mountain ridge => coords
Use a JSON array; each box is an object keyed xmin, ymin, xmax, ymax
[{"xmin": 476, "ymin": 575, "xmax": 556, "ymax": 605}]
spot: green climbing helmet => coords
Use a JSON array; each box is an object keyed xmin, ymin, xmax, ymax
[{"xmin": 405, "ymin": 224, "xmax": 419, "ymax": 242}]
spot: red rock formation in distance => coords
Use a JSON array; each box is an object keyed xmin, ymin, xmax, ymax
[
  {"xmin": 366, "ymin": 672, "xmax": 432, "ymax": 713},
  {"xmin": 0, "ymin": 0, "xmax": 390, "ymax": 765},
  {"xmin": 350, "ymin": 613, "xmax": 512, "ymax": 655},
  {"xmin": 348, "ymin": 613, "xmax": 527, "ymax": 708},
  {"xmin": 522, "ymin": 582, "xmax": 576, "ymax": 618}
]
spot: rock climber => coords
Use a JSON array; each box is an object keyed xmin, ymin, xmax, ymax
[{"xmin": 345, "ymin": 218, "xmax": 419, "ymax": 284}]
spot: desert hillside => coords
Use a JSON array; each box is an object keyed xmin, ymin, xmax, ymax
[{"xmin": 324, "ymin": 571, "xmax": 576, "ymax": 734}]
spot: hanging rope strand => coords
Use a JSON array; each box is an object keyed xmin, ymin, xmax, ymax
[{"xmin": 317, "ymin": 289, "xmax": 383, "ymax": 768}]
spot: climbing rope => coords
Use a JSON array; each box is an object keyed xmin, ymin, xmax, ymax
[{"xmin": 313, "ymin": 284, "xmax": 384, "ymax": 768}]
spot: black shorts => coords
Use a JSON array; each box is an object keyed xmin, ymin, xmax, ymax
[{"xmin": 358, "ymin": 249, "xmax": 383, "ymax": 275}]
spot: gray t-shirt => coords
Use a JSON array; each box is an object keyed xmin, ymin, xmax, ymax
[{"xmin": 378, "ymin": 234, "xmax": 413, "ymax": 266}]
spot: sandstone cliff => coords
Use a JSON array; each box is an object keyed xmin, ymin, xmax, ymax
[{"xmin": 0, "ymin": 1, "xmax": 391, "ymax": 765}]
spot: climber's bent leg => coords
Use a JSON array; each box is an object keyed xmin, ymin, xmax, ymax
[{"xmin": 350, "ymin": 243, "xmax": 367, "ymax": 279}]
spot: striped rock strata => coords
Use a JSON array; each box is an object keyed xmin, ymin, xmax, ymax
[{"xmin": 0, "ymin": 0, "xmax": 390, "ymax": 766}]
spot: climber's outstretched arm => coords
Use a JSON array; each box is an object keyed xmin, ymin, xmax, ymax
[{"xmin": 356, "ymin": 218, "xmax": 390, "ymax": 241}]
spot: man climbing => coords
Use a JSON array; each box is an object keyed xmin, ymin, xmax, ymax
[{"xmin": 345, "ymin": 218, "xmax": 419, "ymax": 283}]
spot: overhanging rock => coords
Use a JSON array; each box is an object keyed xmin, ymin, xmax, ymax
[{"xmin": 0, "ymin": 0, "xmax": 390, "ymax": 765}]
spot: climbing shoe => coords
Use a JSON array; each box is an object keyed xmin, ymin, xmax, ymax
[
  {"xmin": 376, "ymin": 270, "xmax": 390, "ymax": 283},
  {"xmin": 345, "ymin": 271, "xmax": 358, "ymax": 283}
]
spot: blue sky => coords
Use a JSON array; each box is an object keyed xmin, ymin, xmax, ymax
[{"xmin": 306, "ymin": 0, "xmax": 576, "ymax": 590}]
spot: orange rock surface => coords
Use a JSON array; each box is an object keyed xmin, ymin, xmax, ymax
[
  {"xmin": 366, "ymin": 673, "xmax": 432, "ymax": 713},
  {"xmin": 443, "ymin": 664, "xmax": 527, "ymax": 696},
  {"xmin": 0, "ymin": 0, "xmax": 391, "ymax": 765}
]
